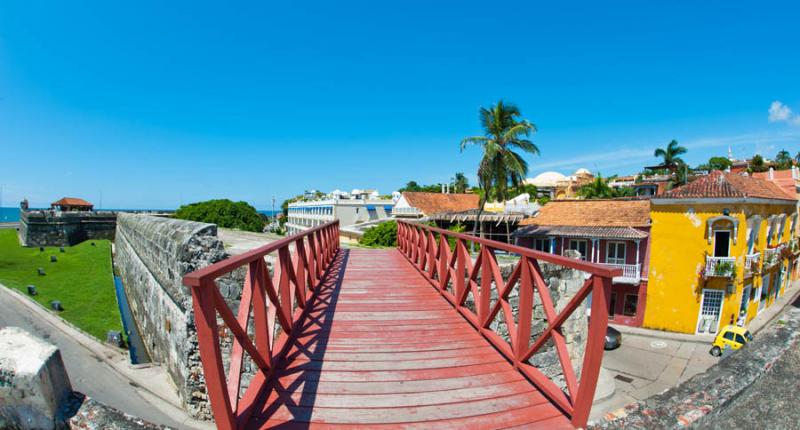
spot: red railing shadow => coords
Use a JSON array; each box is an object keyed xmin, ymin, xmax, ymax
[
  {"xmin": 183, "ymin": 221, "xmax": 340, "ymax": 430},
  {"xmin": 397, "ymin": 221, "xmax": 620, "ymax": 428}
]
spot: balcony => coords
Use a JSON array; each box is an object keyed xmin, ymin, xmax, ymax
[
  {"xmin": 598, "ymin": 262, "xmax": 641, "ymax": 284},
  {"xmin": 763, "ymin": 246, "xmax": 782, "ymax": 269},
  {"xmin": 744, "ymin": 252, "xmax": 760, "ymax": 277},
  {"xmin": 392, "ymin": 207, "xmax": 423, "ymax": 217},
  {"xmin": 790, "ymin": 238, "xmax": 799, "ymax": 257},
  {"xmin": 704, "ymin": 256, "xmax": 736, "ymax": 278}
]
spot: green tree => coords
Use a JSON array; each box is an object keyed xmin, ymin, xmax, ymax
[
  {"xmin": 460, "ymin": 101, "xmax": 538, "ymax": 239},
  {"xmin": 175, "ymin": 199, "xmax": 264, "ymax": 232},
  {"xmin": 453, "ymin": 173, "xmax": 469, "ymax": 193},
  {"xmin": 359, "ymin": 221, "xmax": 397, "ymax": 247},
  {"xmin": 706, "ymin": 156, "xmax": 732, "ymax": 171},
  {"xmin": 653, "ymin": 140, "xmax": 688, "ymax": 170},
  {"xmin": 749, "ymin": 154, "xmax": 768, "ymax": 173},
  {"xmin": 576, "ymin": 174, "xmax": 634, "ymax": 199},
  {"xmin": 775, "ymin": 150, "xmax": 793, "ymax": 169}
]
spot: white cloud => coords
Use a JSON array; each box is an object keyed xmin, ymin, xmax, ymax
[
  {"xmin": 529, "ymin": 130, "xmax": 800, "ymax": 176},
  {"xmin": 768, "ymin": 100, "xmax": 800, "ymax": 125}
]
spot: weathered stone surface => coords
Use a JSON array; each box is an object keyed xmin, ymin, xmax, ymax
[
  {"xmin": 115, "ymin": 214, "xmax": 244, "ymax": 420},
  {"xmin": 590, "ymin": 296, "xmax": 800, "ymax": 430},
  {"xmin": 67, "ymin": 394, "xmax": 165, "ymax": 430},
  {"xmin": 464, "ymin": 251, "xmax": 589, "ymax": 390},
  {"xmin": 19, "ymin": 210, "xmax": 116, "ymax": 247},
  {"xmin": 0, "ymin": 327, "xmax": 73, "ymax": 430}
]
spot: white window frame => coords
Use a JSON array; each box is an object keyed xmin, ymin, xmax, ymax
[
  {"xmin": 567, "ymin": 239, "xmax": 588, "ymax": 261},
  {"xmin": 606, "ymin": 241, "xmax": 627, "ymax": 265},
  {"xmin": 696, "ymin": 289, "xmax": 724, "ymax": 334}
]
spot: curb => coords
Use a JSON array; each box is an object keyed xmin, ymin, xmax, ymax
[
  {"xmin": 590, "ymin": 290, "xmax": 800, "ymax": 429},
  {"xmin": 0, "ymin": 283, "xmax": 183, "ymax": 410}
]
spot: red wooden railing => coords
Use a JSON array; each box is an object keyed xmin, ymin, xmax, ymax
[
  {"xmin": 397, "ymin": 221, "xmax": 620, "ymax": 428},
  {"xmin": 182, "ymin": 221, "xmax": 340, "ymax": 430}
]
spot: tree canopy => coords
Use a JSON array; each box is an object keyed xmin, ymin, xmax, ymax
[
  {"xmin": 653, "ymin": 140, "xmax": 687, "ymax": 170},
  {"xmin": 460, "ymin": 100, "xmax": 539, "ymax": 238},
  {"xmin": 359, "ymin": 221, "xmax": 397, "ymax": 247},
  {"xmin": 175, "ymin": 199, "xmax": 264, "ymax": 232}
]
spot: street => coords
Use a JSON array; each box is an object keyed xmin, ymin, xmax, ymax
[{"xmin": 0, "ymin": 286, "xmax": 192, "ymax": 428}]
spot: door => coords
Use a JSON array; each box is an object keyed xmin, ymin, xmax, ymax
[
  {"xmin": 714, "ymin": 231, "xmax": 731, "ymax": 257},
  {"xmin": 567, "ymin": 239, "xmax": 588, "ymax": 261},
  {"xmin": 773, "ymin": 270, "xmax": 783, "ymax": 300},
  {"xmin": 740, "ymin": 284, "xmax": 751, "ymax": 316},
  {"xmin": 606, "ymin": 242, "xmax": 627, "ymax": 265},
  {"xmin": 697, "ymin": 289, "xmax": 724, "ymax": 334},
  {"xmin": 759, "ymin": 274, "xmax": 770, "ymax": 311}
]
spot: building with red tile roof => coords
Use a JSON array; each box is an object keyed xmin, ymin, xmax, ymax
[
  {"xmin": 514, "ymin": 199, "xmax": 652, "ymax": 327},
  {"xmin": 51, "ymin": 197, "xmax": 94, "ymax": 211}
]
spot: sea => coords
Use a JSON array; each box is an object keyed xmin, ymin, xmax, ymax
[{"xmin": 0, "ymin": 207, "xmax": 279, "ymax": 223}]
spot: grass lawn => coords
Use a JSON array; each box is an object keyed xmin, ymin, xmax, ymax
[{"xmin": 0, "ymin": 229, "xmax": 122, "ymax": 340}]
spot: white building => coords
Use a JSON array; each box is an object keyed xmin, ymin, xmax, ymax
[{"xmin": 286, "ymin": 190, "xmax": 394, "ymax": 235}]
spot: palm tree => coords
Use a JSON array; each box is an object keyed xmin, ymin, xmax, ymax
[
  {"xmin": 577, "ymin": 174, "xmax": 615, "ymax": 199},
  {"xmin": 775, "ymin": 150, "xmax": 792, "ymax": 169},
  {"xmin": 653, "ymin": 140, "xmax": 688, "ymax": 171},
  {"xmin": 461, "ymin": 101, "xmax": 538, "ymax": 239},
  {"xmin": 453, "ymin": 172, "xmax": 469, "ymax": 193}
]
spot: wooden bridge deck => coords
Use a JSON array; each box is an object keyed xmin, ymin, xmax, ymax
[{"xmin": 245, "ymin": 249, "xmax": 572, "ymax": 429}]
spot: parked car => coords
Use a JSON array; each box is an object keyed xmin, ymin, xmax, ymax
[
  {"xmin": 604, "ymin": 326, "xmax": 622, "ymax": 350},
  {"xmin": 710, "ymin": 325, "xmax": 753, "ymax": 356}
]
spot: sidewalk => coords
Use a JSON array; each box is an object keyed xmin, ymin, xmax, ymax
[
  {"xmin": 0, "ymin": 283, "xmax": 213, "ymax": 429},
  {"xmin": 592, "ymin": 280, "xmax": 800, "ymax": 422},
  {"xmin": 611, "ymin": 280, "xmax": 800, "ymax": 343}
]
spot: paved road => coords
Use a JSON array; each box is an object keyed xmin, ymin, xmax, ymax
[{"xmin": 0, "ymin": 287, "xmax": 187, "ymax": 428}]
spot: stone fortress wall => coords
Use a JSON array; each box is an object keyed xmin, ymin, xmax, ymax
[
  {"xmin": 114, "ymin": 213, "xmax": 243, "ymax": 420},
  {"xmin": 19, "ymin": 209, "xmax": 117, "ymax": 247}
]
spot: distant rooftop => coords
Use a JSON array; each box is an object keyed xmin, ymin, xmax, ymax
[{"xmin": 657, "ymin": 170, "xmax": 795, "ymax": 201}]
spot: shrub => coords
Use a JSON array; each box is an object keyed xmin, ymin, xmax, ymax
[
  {"xmin": 360, "ymin": 221, "xmax": 397, "ymax": 247},
  {"xmin": 175, "ymin": 199, "xmax": 264, "ymax": 232}
]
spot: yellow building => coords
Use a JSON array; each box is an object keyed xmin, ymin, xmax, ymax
[{"xmin": 644, "ymin": 171, "xmax": 798, "ymax": 334}]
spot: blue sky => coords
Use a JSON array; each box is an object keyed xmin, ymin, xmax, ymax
[{"xmin": 1, "ymin": 1, "xmax": 798, "ymax": 209}]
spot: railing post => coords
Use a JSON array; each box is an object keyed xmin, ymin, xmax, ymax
[
  {"xmin": 571, "ymin": 275, "xmax": 611, "ymax": 428},
  {"xmin": 191, "ymin": 282, "xmax": 236, "ymax": 430},
  {"xmin": 516, "ymin": 256, "xmax": 533, "ymax": 361},
  {"xmin": 479, "ymin": 246, "xmax": 491, "ymax": 325}
]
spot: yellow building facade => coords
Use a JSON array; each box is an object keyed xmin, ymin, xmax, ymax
[{"xmin": 643, "ymin": 171, "xmax": 798, "ymax": 334}]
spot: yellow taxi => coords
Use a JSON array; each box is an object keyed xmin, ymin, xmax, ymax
[{"xmin": 710, "ymin": 325, "xmax": 753, "ymax": 356}]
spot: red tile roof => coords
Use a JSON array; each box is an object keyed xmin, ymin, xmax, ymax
[
  {"xmin": 402, "ymin": 192, "xmax": 479, "ymax": 216},
  {"xmin": 659, "ymin": 170, "xmax": 795, "ymax": 201},
  {"xmin": 519, "ymin": 199, "xmax": 650, "ymax": 227},
  {"xmin": 51, "ymin": 197, "xmax": 93, "ymax": 207},
  {"xmin": 752, "ymin": 169, "xmax": 798, "ymax": 199}
]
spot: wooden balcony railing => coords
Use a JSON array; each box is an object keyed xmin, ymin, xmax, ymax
[
  {"xmin": 396, "ymin": 221, "xmax": 620, "ymax": 428},
  {"xmin": 182, "ymin": 221, "xmax": 340, "ymax": 430}
]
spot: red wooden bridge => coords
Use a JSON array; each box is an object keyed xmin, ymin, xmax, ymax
[{"xmin": 183, "ymin": 221, "xmax": 619, "ymax": 429}]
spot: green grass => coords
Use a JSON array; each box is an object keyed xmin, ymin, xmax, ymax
[{"xmin": 0, "ymin": 230, "xmax": 122, "ymax": 340}]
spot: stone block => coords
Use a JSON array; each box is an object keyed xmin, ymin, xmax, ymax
[{"xmin": 0, "ymin": 327, "xmax": 73, "ymax": 430}]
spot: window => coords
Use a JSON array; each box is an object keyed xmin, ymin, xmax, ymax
[
  {"xmin": 567, "ymin": 239, "xmax": 588, "ymax": 260},
  {"xmin": 713, "ymin": 231, "xmax": 731, "ymax": 257},
  {"xmin": 606, "ymin": 242, "xmax": 627, "ymax": 265},
  {"xmin": 533, "ymin": 238, "xmax": 550, "ymax": 253},
  {"xmin": 608, "ymin": 293, "xmax": 617, "ymax": 317},
  {"xmin": 622, "ymin": 294, "xmax": 638, "ymax": 316},
  {"xmin": 735, "ymin": 334, "xmax": 745, "ymax": 344},
  {"xmin": 723, "ymin": 331, "xmax": 735, "ymax": 341}
]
